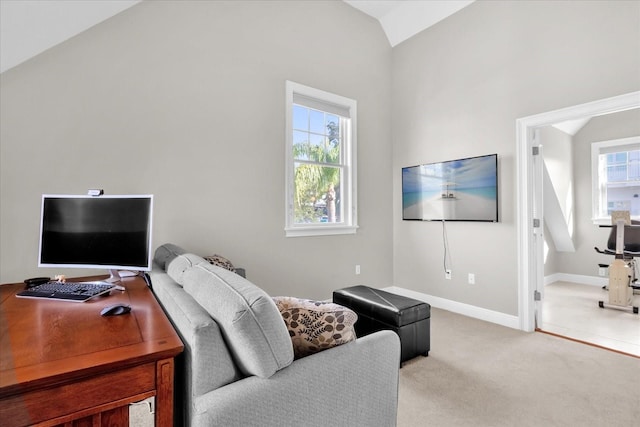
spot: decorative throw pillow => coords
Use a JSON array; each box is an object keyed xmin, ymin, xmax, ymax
[
  {"xmin": 203, "ymin": 254, "xmax": 236, "ymax": 273},
  {"xmin": 272, "ymin": 296, "xmax": 358, "ymax": 359}
]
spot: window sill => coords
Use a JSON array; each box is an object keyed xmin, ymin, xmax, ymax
[
  {"xmin": 593, "ymin": 217, "xmax": 639, "ymax": 226},
  {"xmin": 285, "ymin": 224, "xmax": 358, "ymax": 237},
  {"xmin": 593, "ymin": 218, "xmax": 611, "ymax": 226}
]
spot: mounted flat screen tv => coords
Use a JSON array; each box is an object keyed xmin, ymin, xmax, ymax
[{"xmin": 402, "ymin": 154, "xmax": 498, "ymax": 222}]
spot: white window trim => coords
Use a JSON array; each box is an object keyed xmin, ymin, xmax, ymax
[
  {"xmin": 285, "ymin": 80, "xmax": 358, "ymax": 237},
  {"xmin": 591, "ymin": 135, "xmax": 640, "ymax": 225}
]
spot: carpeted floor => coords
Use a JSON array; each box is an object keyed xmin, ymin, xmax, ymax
[
  {"xmin": 397, "ymin": 308, "xmax": 640, "ymax": 426},
  {"xmin": 129, "ymin": 397, "xmax": 154, "ymax": 426}
]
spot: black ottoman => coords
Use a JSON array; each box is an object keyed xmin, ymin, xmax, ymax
[{"xmin": 333, "ymin": 285, "xmax": 430, "ymax": 365}]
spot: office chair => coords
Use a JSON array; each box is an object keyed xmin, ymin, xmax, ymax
[{"xmin": 594, "ymin": 214, "xmax": 640, "ymax": 314}]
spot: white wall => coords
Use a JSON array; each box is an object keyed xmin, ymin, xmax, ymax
[
  {"xmin": 0, "ymin": 0, "xmax": 393, "ymax": 300},
  {"xmin": 541, "ymin": 126, "xmax": 573, "ymax": 224},
  {"xmin": 392, "ymin": 0, "xmax": 640, "ymax": 315}
]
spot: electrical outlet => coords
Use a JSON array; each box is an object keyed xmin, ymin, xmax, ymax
[
  {"xmin": 355, "ymin": 265, "xmax": 361, "ymax": 275},
  {"xmin": 445, "ymin": 269, "xmax": 452, "ymax": 280},
  {"xmin": 598, "ymin": 267, "xmax": 606, "ymax": 277},
  {"xmin": 468, "ymin": 273, "xmax": 475, "ymax": 284}
]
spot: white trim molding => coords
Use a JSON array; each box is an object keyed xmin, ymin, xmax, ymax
[
  {"xmin": 544, "ymin": 273, "xmax": 607, "ymax": 287},
  {"xmin": 383, "ymin": 286, "xmax": 520, "ymax": 330},
  {"xmin": 590, "ymin": 136, "xmax": 640, "ymax": 225},
  {"xmin": 284, "ymin": 80, "xmax": 358, "ymax": 237}
]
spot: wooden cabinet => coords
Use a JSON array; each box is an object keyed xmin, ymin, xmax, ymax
[{"xmin": 0, "ymin": 276, "xmax": 183, "ymax": 427}]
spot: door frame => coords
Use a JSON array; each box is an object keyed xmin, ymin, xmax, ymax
[{"xmin": 516, "ymin": 91, "xmax": 640, "ymax": 332}]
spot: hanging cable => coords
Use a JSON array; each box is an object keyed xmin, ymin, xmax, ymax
[{"xmin": 442, "ymin": 219, "xmax": 451, "ymax": 273}]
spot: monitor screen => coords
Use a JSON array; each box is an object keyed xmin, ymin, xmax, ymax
[
  {"xmin": 38, "ymin": 195, "xmax": 154, "ymax": 275},
  {"xmin": 402, "ymin": 154, "xmax": 498, "ymax": 222}
]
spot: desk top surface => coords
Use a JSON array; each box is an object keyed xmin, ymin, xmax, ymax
[{"xmin": 0, "ymin": 275, "xmax": 183, "ymax": 397}]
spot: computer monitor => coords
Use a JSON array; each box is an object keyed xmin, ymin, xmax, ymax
[{"xmin": 38, "ymin": 194, "xmax": 153, "ymax": 282}]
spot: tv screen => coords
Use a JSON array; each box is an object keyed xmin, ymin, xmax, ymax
[
  {"xmin": 402, "ymin": 154, "xmax": 498, "ymax": 222},
  {"xmin": 38, "ymin": 195, "xmax": 154, "ymax": 276}
]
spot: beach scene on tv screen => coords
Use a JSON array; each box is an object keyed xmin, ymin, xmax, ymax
[{"xmin": 402, "ymin": 155, "xmax": 497, "ymax": 221}]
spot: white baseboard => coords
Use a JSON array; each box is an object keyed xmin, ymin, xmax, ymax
[
  {"xmin": 544, "ymin": 273, "xmax": 607, "ymax": 287},
  {"xmin": 382, "ymin": 286, "xmax": 520, "ymax": 330}
]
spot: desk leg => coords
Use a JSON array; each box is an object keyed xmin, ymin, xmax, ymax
[{"xmin": 155, "ymin": 358, "xmax": 175, "ymax": 427}]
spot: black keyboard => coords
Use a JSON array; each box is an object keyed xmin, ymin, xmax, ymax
[{"xmin": 16, "ymin": 281, "xmax": 116, "ymax": 302}]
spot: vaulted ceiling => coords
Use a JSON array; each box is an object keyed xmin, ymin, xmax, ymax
[
  {"xmin": 344, "ymin": 0, "xmax": 473, "ymax": 46},
  {"xmin": 0, "ymin": 0, "xmax": 141, "ymax": 73},
  {"xmin": 0, "ymin": 0, "xmax": 474, "ymax": 74}
]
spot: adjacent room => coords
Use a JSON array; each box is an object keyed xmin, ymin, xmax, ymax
[
  {"xmin": 540, "ymin": 108, "xmax": 640, "ymax": 356},
  {"xmin": 1, "ymin": 1, "xmax": 639, "ymax": 426}
]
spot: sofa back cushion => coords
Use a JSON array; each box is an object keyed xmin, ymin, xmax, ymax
[
  {"xmin": 167, "ymin": 253, "xmax": 207, "ymax": 286},
  {"xmin": 182, "ymin": 262, "xmax": 294, "ymax": 378},
  {"xmin": 150, "ymin": 265, "xmax": 242, "ymax": 399},
  {"xmin": 153, "ymin": 243, "xmax": 188, "ymax": 270}
]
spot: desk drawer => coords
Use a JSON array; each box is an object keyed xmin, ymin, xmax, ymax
[{"xmin": 0, "ymin": 363, "xmax": 155, "ymax": 427}]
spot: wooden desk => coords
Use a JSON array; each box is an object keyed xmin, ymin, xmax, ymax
[{"xmin": 0, "ymin": 276, "xmax": 183, "ymax": 427}]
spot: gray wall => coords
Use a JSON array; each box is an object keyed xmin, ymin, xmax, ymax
[
  {"xmin": 2, "ymin": 0, "xmax": 639, "ymax": 320},
  {"xmin": 553, "ymin": 108, "xmax": 640, "ymax": 276},
  {"xmin": 0, "ymin": 0, "xmax": 393, "ymax": 299},
  {"xmin": 392, "ymin": 0, "xmax": 640, "ymax": 315}
]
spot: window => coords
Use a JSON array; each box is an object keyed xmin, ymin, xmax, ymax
[
  {"xmin": 592, "ymin": 136, "xmax": 640, "ymax": 224},
  {"xmin": 285, "ymin": 81, "xmax": 357, "ymax": 237}
]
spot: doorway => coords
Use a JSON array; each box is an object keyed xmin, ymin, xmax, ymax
[{"xmin": 516, "ymin": 91, "xmax": 640, "ymax": 332}]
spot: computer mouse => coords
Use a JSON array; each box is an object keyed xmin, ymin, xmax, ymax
[{"xmin": 100, "ymin": 304, "xmax": 132, "ymax": 316}]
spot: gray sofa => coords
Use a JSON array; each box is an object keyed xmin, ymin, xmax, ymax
[{"xmin": 149, "ymin": 243, "xmax": 400, "ymax": 427}]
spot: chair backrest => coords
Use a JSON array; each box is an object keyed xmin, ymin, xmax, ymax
[
  {"xmin": 606, "ymin": 224, "xmax": 640, "ymax": 253},
  {"xmin": 611, "ymin": 210, "xmax": 631, "ymax": 226}
]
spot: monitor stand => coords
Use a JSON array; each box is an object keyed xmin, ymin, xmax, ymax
[
  {"xmin": 106, "ymin": 269, "xmax": 122, "ymax": 283},
  {"xmin": 106, "ymin": 269, "xmax": 126, "ymax": 290}
]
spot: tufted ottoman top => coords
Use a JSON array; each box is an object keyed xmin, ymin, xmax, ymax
[{"xmin": 333, "ymin": 285, "xmax": 430, "ymax": 327}]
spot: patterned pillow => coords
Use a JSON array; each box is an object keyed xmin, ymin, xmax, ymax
[
  {"xmin": 272, "ymin": 296, "xmax": 358, "ymax": 359},
  {"xmin": 203, "ymin": 254, "xmax": 236, "ymax": 273}
]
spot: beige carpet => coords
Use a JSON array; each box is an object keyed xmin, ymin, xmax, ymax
[{"xmin": 397, "ymin": 308, "xmax": 640, "ymax": 426}]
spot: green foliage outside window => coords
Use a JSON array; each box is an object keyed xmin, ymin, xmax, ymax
[{"xmin": 293, "ymin": 111, "xmax": 342, "ymax": 224}]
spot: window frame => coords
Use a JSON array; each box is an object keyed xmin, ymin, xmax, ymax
[
  {"xmin": 591, "ymin": 136, "xmax": 640, "ymax": 225},
  {"xmin": 285, "ymin": 81, "xmax": 358, "ymax": 237}
]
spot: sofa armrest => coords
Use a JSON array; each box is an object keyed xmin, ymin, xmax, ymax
[{"xmin": 192, "ymin": 330, "xmax": 400, "ymax": 427}]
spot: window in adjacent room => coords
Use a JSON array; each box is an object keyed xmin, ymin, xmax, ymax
[
  {"xmin": 285, "ymin": 81, "xmax": 358, "ymax": 237},
  {"xmin": 592, "ymin": 136, "xmax": 640, "ymax": 224}
]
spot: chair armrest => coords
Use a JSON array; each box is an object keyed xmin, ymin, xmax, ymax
[{"xmin": 192, "ymin": 330, "xmax": 400, "ymax": 427}]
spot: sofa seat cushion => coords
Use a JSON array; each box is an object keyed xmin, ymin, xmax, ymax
[
  {"xmin": 273, "ymin": 297, "xmax": 358, "ymax": 359},
  {"xmin": 182, "ymin": 261, "xmax": 294, "ymax": 378}
]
